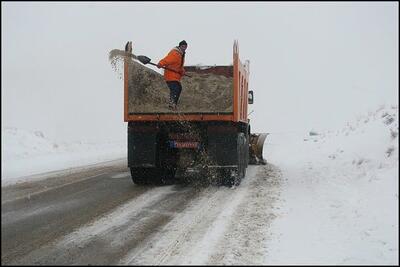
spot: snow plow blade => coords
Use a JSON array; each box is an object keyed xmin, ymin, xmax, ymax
[{"xmin": 249, "ymin": 133, "xmax": 268, "ymax": 165}]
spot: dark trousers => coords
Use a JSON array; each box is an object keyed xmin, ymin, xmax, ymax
[{"xmin": 166, "ymin": 81, "xmax": 182, "ymax": 105}]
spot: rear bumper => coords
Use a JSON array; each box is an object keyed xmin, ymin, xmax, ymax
[{"xmin": 178, "ymin": 166, "xmax": 239, "ymax": 179}]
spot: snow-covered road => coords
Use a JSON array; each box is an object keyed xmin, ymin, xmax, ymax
[
  {"xmin": 1, "ymin": 163, "xmax": 282, "ymax": 265},
  {"xmin": 2, "ymin": 104, "xmax": 398, "ymax": 265}
]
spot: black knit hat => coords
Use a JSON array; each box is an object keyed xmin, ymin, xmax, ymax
[{"xmin": 179, "ymin": 40, "xmax": 187, "ymax": 46}]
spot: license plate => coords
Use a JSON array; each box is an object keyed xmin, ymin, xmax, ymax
[{"xmin": 169, "ymin": 141, "xmax": 199, "ymax": 149}]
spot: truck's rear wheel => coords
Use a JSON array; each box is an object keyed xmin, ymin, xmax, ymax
[
  {"xmin": 130, "ymin": 168, "xmax": 147, "ymax": 185},
  {"xmin": 218, "ymin": 133, "xmax": 246, "ymax": 187},
  {"xmin": 130, "ymin": 167, "xmax": 162, "ymax": 185},
  {"xmin": 130, "ymin": 167, "xmax": 176, "ymax": 185},
  {"xmin": 219, "ymin": 168, "xmax": 240, "ymax": 187}
]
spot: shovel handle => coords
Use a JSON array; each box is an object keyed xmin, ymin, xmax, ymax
[{"xmin": 148, "ymin": 62, "xmax": 191, "ymax": 78}]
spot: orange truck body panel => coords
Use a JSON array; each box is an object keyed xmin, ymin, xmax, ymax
[{"xmin": 124, "ymin": 40, "xmax": 249, "ymax": 123}]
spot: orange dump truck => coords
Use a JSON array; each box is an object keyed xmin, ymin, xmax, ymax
[{"xmin": 124, "ymin": 41, "xmax": 266, "ymax": 186}]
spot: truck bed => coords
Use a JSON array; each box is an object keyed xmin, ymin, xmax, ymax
[
  {"xmin": 124, "ymin": 40, "xmax": 249, "ymax": 123},
  {"xmin": 126, "ymin": 60, "xmax": 234, "ymax": 114}
]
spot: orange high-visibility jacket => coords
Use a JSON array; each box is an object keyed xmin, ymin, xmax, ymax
[{"xmin": 158, "ymin": 47, "xmax": 185, "ymax": 81}]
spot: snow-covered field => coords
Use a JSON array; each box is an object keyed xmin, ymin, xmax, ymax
[
  {"xmin": 1, "ymin": 104, "xmax": 398, "ymax": 264},
  {"xmin": 264, "ymin": 104, "xmax": 398, "ymax": 264},
  {"xmin": 1, "ymin": 127, "xmax": 126, "ymax": 186}
]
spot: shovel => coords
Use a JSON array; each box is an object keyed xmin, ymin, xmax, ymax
[{"xmin": 137, "ymin": 55, "xmax": 192, "ymax": 77}]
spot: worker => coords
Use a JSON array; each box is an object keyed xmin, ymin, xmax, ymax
[{"xmin": 157, "ymin": 40, "xmax": 187, "ymax": 110}]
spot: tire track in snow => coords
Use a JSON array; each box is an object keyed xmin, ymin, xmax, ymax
[
  {"xmin": 10, "ymin": 185, "xmax": 202, "ymax": 265},
  {"xmin": 121, "ymin": 164, "xmax": 282, "ymax": 265},
  {"xmin": 207, "ymin": 163, "xmax": 283, "ymax": 265},
  {"xmin": 3, "ymin": 164, "xmax": 282, "ymax": 265},
  {"xmin": 120, "ymin": 185, "xmax": 237, "ymax": 265}
]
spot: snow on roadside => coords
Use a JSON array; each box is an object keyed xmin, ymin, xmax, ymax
[
  {"xmin": 264, "ymin": 104, "xmax": 398, "ymax": 264},
  {"xmin": 1, "ymin": 127, "xmax": 126, "ymax": 186}
]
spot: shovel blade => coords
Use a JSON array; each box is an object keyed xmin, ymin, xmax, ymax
[{"xmin": 137, "ymin": 55, "xmax": 151, "ymax": 65}]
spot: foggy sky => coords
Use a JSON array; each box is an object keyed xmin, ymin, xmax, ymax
[{"xmin": 2, "ymin": 2, "xmax": 398, "ymax": 142}]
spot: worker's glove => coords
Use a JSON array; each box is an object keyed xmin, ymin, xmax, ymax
[{"xmin": 157, "ymin": 63, "xmax": 162, "ymax": 69}]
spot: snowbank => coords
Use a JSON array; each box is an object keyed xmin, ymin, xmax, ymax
[
  {"xmin": 1, "ymin": 127, "xmax": 126, "ymax": 186},
  {"xmin": 264, "ymin": 104, "xmax": 398, "ymax": 264}
]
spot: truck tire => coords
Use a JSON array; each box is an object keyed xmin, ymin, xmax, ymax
[
  {"xmin": 130, "ymin": 167, "xmax": 147, "ymax": 185},
  {"xmin": 238, "ymin": 133, "xmax": 246, "ymax": 184},
  {"xmin": 220, "ymin": 167, "xmax": 242, "ymax": 187},
  {"xmin": 222, "ymin": 133, "xmax": 246, "ymax": 187},
  {"xmin": 130, "ymin": 167, "xmax": 161, "ymax": 185},
  {"xmin": 130, "ymin": 167, "xmax": 176, "ymax": 185}
]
